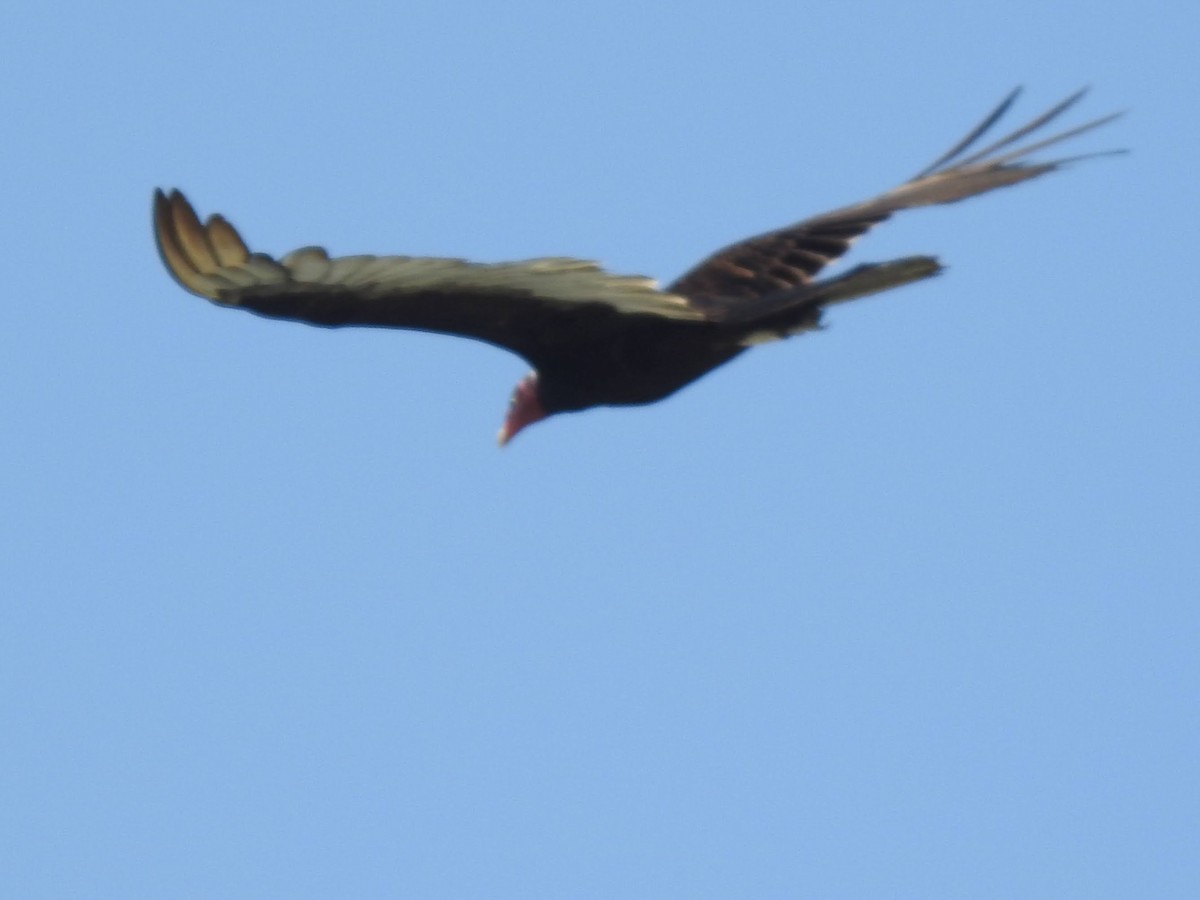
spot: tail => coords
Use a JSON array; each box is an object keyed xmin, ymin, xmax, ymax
[{"xmin": 729, "ymin": 255, "xmax": 943, "ymax": 343}]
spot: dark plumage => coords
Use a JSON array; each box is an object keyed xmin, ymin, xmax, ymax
[{"xmin": 154, "ymin": 88, "xmax": 1120, "ymax": 444}]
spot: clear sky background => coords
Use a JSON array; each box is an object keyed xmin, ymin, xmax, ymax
[{"xmin": 3, "ymin": 1, "xmax": 1197, "ymax": 897}]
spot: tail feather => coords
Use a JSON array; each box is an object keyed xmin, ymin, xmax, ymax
[{"xmin": 728, "ymin": 256, "xmax": 944, "ymax": 343}]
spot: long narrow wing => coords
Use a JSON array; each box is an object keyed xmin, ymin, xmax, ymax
[
  {"xmin": 668, "ymin": 88, "xmax": 1121, "ymax": 303},
  {"xmin": 153, "ymin": 189, "xmax": 704, "ymax": 365}
]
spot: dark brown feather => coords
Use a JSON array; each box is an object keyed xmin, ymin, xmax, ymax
[{"xmin": 153, "ymin": 89, "xmax": 1121, "ymax": 422}]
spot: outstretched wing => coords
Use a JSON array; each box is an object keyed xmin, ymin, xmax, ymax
[
  {"xmin": 153, "ymin": 189, "xmax": 704, "ymax": 366},
  {"xmin": 669, "ymin": 88, "xmax": 1121, "ymax": 303}
]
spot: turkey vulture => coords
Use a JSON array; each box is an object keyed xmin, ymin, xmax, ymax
[{"xmin": 154, "ymin": 88, "xmax": 1119, "ymax": 445}]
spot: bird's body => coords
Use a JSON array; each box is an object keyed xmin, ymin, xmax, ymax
[{"xmin": 154, "ymin": 88, "xmax": 1119, "ymax": 444}]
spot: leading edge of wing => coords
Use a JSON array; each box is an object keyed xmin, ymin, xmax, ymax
[{"xmin": 152, "ymin": 189, "xmax": 706, "ymax": 321}]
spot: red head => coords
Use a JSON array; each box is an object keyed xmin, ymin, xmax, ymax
[{"xmin": 497, "ymin": 372, "xmax": 548, "ymax": 446}]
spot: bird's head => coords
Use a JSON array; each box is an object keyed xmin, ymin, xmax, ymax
[{"xmin": 497, "ymin": 371, "xmax": 548, "ymax": 446}]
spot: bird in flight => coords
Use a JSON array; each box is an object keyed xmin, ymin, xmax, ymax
[{"xmin": 154, "ymin": 88, "xmax": 1119, "ymax": 445}]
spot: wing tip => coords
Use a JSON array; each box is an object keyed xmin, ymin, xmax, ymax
[
  {"xmin": 153, "ymin": 188, "xmax": 256, "ymax": 299},
  {"xmin": 914, "ymin": 85, "xmax": 1121, "ymax": 183},
  {"xmin": 153, "ymin": 186, "xmax": 208, "ymax": 298}
]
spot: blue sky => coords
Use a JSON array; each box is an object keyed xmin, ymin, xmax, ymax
[{"xmin": 3, "ymin": 1, "xmax": 1197, "ymax": 897}]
